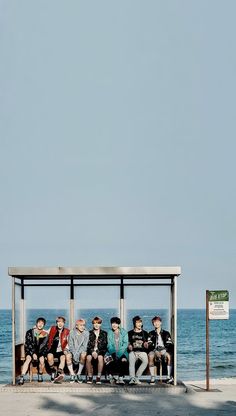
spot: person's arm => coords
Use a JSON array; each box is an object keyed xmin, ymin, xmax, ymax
[
  {"xmin": 128, "ymin": 330, "xmax": 133, "ymax": 351},
  {"xmin": 106, "ymin": 331, "xmax": 114, "ymax": 355},
  {"xmin": 98, "ymin": 331, "xmax": 107, "ymax": 356},
  {"xmin": 68, "ymin": 332, "xmax": 75, "ymax": 356},
  {"xmin": 147, "ymin": 331, "xmax": 154, "ymax": 351},
  {"xmin": 81, "ymin": 331, "xmax": 89, "ymax": 352},
  {"xmin": 87, "ymin": 332, "xmax": 94, "ymax": 355},
  {"xmin": 41, "ymin": 333, "xmax": 48, "ymax": 356},
  {"xmin": 165, "ymin": 331, "xmax": 174, "ymax": 352},
  {"xmin": 117, "ymin": 330, "xmax": 128, "ymax": 357},
  {"xmin": 143, "ymin": 330, "xmax": 149, "ymax": 349},
  {"xmin": 24, "ymin": 330, "xmax": 32, "ymax": 356}
]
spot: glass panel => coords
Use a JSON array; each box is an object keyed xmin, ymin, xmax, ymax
[
  {"xmin": 15, "ymin": 284, "xmax": 24, "ymax": 344},
  {"xmin": 24, "ymin": 286, "xmax": 70, "ymax": 332},
  {"xmin": 74, "ymin": 286, "xmax": 120, "ymax": 332},
  {"xmin": 125, "ymin": 286, "xmax": 171, "ymax": 333}
]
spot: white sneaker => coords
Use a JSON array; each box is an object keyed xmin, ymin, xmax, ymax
[
  {"xmin": 129, "ymin": 377, "xmax": 137, "ymax": 385},
  {"xmin": 116, "ymin": 376, "xmax": 125, "ymax": 385},
  {"xmin": 108, "ymin": 374, "xmax": 115, "ymax": 384},
  {"xmin": 136, "ymin": 378, "xmax": 141, "ymax": 384},
  {"xmin": 149, "ymin": 376, "xmax": 155, "ymax": 385}
]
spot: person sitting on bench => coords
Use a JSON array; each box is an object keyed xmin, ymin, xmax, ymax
[
  {"xmin": 86, "ymin": 316, "xmax": 107, "ymax": 384},
  {"xmin": 67, "ymin": 318, "xmax": 89, "ymax": 383},
  {"xmin": 47, "ymin": 316, "xmax": 70, "ymax": 383},
  {"xmin": 128, "ymin": 315, "xmax": 149, "ymax": 385},
  {"xmin": 18, "ymin": 317, "xmax": 48, "ymax": 385},
  {"xmin": 105, "ymin": 317, "xmax": 128, "ymax": 385},
  {"xmin": 148, "ymin": 315, "xmax": 174, "ymax": 384}
]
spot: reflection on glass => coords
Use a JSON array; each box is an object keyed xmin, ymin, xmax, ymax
[
  {"xmin": 24, "ymin": 286, "xmax": 70, "ymax": 333},
  {"xmin": 75, "ymin": 286, "xmax": 119, "ymax": 332},
  {"xmin": 125, "ymin": 286, "xmax": 171, "ymax": 332},
  {"xmin": 15, "ymin": 284, "xmax": 24, "ymax": 344}
]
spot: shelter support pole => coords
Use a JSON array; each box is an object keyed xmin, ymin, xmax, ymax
[
  {"xmin": 206, "ymin": 290, "xmax": 210, "ymax": 391},
  {"xmin": 20, "ymin": 279, "xmax": 25, "ymax": 343},
  {"xmin": 70, "ymin": 278, "xmax": 75, "ymax": 330},
  {"xmin": 171, "ymin": 276, "xmax": 177, "ymax": 386},
  {"xmin": 120, "ymin": 278, "xmax": 125, "ymax": 327},
  {"xmin": 12, "ymin": 277, "xmax": 16, "ymax": 385}
]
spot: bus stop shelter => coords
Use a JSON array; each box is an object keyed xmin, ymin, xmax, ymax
[{"xmin": 8, "ymin": 266, "xmax": 181, "ymax": 386}]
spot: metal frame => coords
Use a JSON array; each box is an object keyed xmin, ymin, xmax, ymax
[{"xmin": 8, "ymin": 266, "xmax": 181, "ymax": 386}]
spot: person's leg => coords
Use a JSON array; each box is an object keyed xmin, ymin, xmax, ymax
[
  {"xmin": 47, "ymin": 353, "xmax": 55, "ymax": 373},
  {"xmin": 86, "ymin": 355, "xmax": 93, "ymax": 382},
  {"xmin": 136, "ymin": 352, "xmax": 148, "ymax": 378},
  {"xmin": 78, "ymin": 352, "xmax": 86, "ymax": 375},
  {"xmin": 66, "ymin": 352, "xmax": 75, "ymax": 375},
  {"xmin": 128, "ymin": 351, "xmax": 136, "ymax": 381},
  {"xmin": 21, "ymin": 355, "xmax": 32, "ymax": 376},
  {"xmin": 95, "ymin": 355, "xmax": 104, "ymax": 384},
  {"xmin": 76, "ymin": 352, "xmax": 86, "ymax": 383},
  {"xmin": 58, "ymin": 353, "xmax": 66, "ymax": 372},
  {"xmin": 106, "ymin": 360, "xmax": 116, "ymax": 383},
  {"xmin": 115, "ymin": 357, "xmax": 127, "ymax": 384},
  {"xmin": 47, "ymin": 353, "xmax": 54, "ymax": 368},
  {"xmin": 165, "ymin": 352, "xmax": 173, "ymax": 382},
  {"xmin": 37, "ymin": 356, "xmax": 45, "ymax": 382},
  {"xmin": 148, "ymin": 352, "xmax": 156, "ymax": 383}
]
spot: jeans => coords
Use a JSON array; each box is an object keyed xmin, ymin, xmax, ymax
[{"xmin": 129, "ymin": 351, "xmax": 148, "ymax": 378}]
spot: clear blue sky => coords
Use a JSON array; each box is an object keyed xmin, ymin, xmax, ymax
[{"xmin": 1, "ymin": 1, "xmax": 235, "ymax": 309}]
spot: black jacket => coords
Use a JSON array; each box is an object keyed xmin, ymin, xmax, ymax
[
  {"xmin": 25, "ymin": 328, "xmax": 48, "ymax": 357},
  {"xmin": 148, "ymin": 329, "xmax": 173, "ymax": 353},
  {"xmin": 87, "ymin": 329, "xmax": 107, "ymax": 356}
]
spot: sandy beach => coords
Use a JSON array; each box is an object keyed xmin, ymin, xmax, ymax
[{"xmin": 1, "ymin": 378, "xmax": 236, "ymax": 415}]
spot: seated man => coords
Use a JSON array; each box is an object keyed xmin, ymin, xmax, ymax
[
  {"xmin": 18, "ymin": 317, "xmax": 48, "ymax": 385},
  {"xmin": 86, "ymin": 316, "xmax": 107, "ymax": 384},
  {"xmin": 148, "ymin": 315, "xmax": 174, "ymax": 384},
  {"xmin": 67, "ymin": 318, "xmax": 89, "ymax": 383},
  {"xmin": 47, "ymin": 316, "xmax": 70, "ymax": 382},
  {"xmin": 105, "ymin": 316, "xmax": 128, "ymax": 385},
  {"xmin": 128, "ymin": 315, "xmax": 149, "ymax": 385}
]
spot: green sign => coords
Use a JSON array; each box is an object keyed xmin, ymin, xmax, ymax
[{"xmin": 208, "ymin": 290, "xmax": 229, "ymax": 302}]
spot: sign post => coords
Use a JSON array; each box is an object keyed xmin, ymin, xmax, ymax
[{"xmin": 206, "ymin": 290, "xmax": 229, "ymax": 391}]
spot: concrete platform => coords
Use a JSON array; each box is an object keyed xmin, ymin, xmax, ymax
[
  {"xmin": 1, "ymin": 379, "xmax": 235, "ymax": 415},
  {"xmin": 0, "ymin": 379, "xmax": 187, "ymax": 394}
]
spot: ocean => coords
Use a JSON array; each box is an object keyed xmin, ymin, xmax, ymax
[{"xmin": 0, "ymin": 309, "xmax": 235, "ymax": 384}]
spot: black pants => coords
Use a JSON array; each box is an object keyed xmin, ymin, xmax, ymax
[{"xmin": 106, "ymin": 356, "xmax": 128, "ymax": 377}]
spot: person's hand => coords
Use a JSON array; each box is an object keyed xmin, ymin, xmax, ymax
[
  {"xmin": 128, "ymin": 345, "xmax": 133, "ymax": 351},
  {"xmin": 121, "ymin": 357, "xmax": 127, "ymax": 362},
  {"xmin": 92, "ymin": 351, "xmax": 98, "ymax": 359},
  {"xmin": 33, "ymin": 353, "xmax": 37, "ymax": 361},
  {"xmin": 143, "ymin": 341, "xmax": 149, "ymax": 349}
]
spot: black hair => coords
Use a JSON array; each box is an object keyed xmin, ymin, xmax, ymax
[
  {"xmin": 36, "ymin": 317, "xmax": 46, "ymax": 326},
  {"xmin": 132, "ymin": 315, "xmax": 142, "ymax": 327},
  {"xmin": 110, "ymin": 316, "xmax": 121, "ymax": 325}
]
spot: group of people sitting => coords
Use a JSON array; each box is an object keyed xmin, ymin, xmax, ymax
[{"xmin": 18, "ymin": 314, "xmax": 174, "ymax": 386}]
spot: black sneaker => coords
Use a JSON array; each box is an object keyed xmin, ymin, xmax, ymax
[
  {"xmin": 18, "ymin": 376, "xmax": 24, "ymax": 385},
  {"xmin": 38, "ymin": 374, "xmax": 43, "ymax": 383},
  {"xmin": 51, "ymin": 371, "xmax": 56, "ymax": 382},
  {"xmin": 96, "ymin": 376, "xmax": 101, "ymax": 384},
  {"xmin": 86, "ymin": 376, "xmax": 93, "ymax": 384}
]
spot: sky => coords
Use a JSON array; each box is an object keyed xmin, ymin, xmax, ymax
[{"xmin": 0, "ymin": 1, "xmax": 236, "ymax": 309}]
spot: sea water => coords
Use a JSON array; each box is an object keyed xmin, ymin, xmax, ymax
[{"xmin": 0, "ymin": 309, "xmax": 235, "ymax": 384}]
